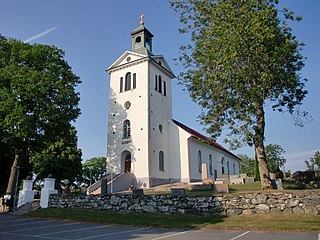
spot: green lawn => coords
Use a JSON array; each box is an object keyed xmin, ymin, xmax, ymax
[
  {"xmin": 148, "ymin": 181, "xmax": 318, "ymax": 196},
  {"xmin": 229, "ymin": 181, "xmax": 261, "ymax": 192},
  {"xmin": 184, "ymin": 181, "xmax": 261, "ymax": 196},
  {"xmin": 27, "ymin": 208, "xmax": 320, "ymax": 232},
  {"xmin": 26, "ymin": 182, "xmax": 320, "ymax": 232}
]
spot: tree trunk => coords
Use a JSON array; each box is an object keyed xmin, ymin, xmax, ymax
[
  {"xmin": 254, "ymin": 102, "xmax": 271, "ymax": 190},
  {"xmin": 6, "ymin": 149, "xmax": 23, "ymax": 194},
  {"xmin": 254, "ymin": 152, "xmax": 260, "ymax": 181}
]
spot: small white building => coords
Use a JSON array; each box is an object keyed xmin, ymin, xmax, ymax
[{"xmin": 106, "ymin": 19, "xmax": 240, "ymax": 190}]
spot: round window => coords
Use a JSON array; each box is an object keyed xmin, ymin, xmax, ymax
[{"xmin": 124, "ymin": 101, "xmax": 131, "ymax": 109}]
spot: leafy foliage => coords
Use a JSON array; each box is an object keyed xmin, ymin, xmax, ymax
[
  {"xmin": 82, "ymin": 157, "xmax": 106, "ymax": 186},
  {"xmin": 305, "ymin": 151, "xmax": 320, "ymax": 172},
  {"xmin": 170, "ymin": 0, "xmax": 307, "ymax": 189},
  {"xmin": 0, "ymin": 35, "xmax": 81, "ymax": 193},
  {"xmin": 30, "ymin": 127, "xmax": 82, "ymax": 188},
  {"xmin": 265, "ymin": 144, "xmax": 286, "ymax": 172},
  {"xmin": 170, "ymin": 0, "xmax": 307, "ymax": 146},
  {"xmin": 238, "ymin": 154, "xmax": 255, "ymax": 177}
]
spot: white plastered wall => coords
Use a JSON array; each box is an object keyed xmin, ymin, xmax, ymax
[
  {"xmin": 148, "ymin": 60, "xmax": 173, "ymax": 186},
  {"xmin": 188, "ymin": 138, "xmax": 240, "ymax": 181},
  {"xmin": 168, "ymin": 121, "xmax": 191, "ymax": 183},
  {"xmin": 106, "ymin": 54, "xmax": 150, "ymax": 187}
]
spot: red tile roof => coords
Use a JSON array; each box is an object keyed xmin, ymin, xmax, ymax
[{"xmin": 173, "ymin": 119, "xmax": 241, "ymax": 160}]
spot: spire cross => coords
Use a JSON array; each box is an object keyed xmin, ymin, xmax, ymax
[{"xmin": 140, "ymin": 14, "xmax": 144, "ymax": 26}]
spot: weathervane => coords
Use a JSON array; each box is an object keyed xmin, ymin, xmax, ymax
[{"xmin": 140, "ymin": 14, "xmax": 144, "ymax": 26}]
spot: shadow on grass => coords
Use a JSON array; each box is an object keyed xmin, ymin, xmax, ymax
[
  {"xmin": 26, "ymin": 208, "xmax": 320, "ymax": 231},
  {"xmin": 27, "ymin": 208, "xmax": 227, "ymax": 229}
]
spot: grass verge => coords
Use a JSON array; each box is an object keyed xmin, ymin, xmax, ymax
[
  {"xmin": 27, "ymin": 208, "xmax": 320, "ymax": 232},
  {"xmin": 229, "ymin": 181, "xmax": 262, "ymax": 192}
]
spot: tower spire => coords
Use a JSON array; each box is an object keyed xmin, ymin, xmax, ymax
[
  {"xmin": 131, "ymin": 15, "xmax": 153, "ymax": 54},
  {"xmin": 139, "ymin": 14, "xmax": 144, "ymax": 26}
]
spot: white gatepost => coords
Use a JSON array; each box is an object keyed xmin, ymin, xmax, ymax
[
  {"xmin": 40, "ymin": 177, "xmax": 58, "ymax": 208},
  {"xmin": 17, "ymin": 178, "xmax": 34, "ymax": 208}
]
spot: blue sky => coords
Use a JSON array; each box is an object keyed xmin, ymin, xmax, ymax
[{"xmin": 1, "ymin": 0, "xmax": 319, "ymax": 173}]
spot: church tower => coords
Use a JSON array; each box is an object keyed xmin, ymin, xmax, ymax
[{"xmin": 106, "ymin": 16, "xmax": 175, "ymax": 188}]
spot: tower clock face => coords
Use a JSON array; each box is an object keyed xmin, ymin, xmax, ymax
[{"xmin": 124, "ymin": 101, "xmax": 131, "ymax": 109}]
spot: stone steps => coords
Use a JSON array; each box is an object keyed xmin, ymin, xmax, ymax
[
  {"xmin": 144, "ymin": 182, "xmax": 189, "ymax": 193},
  {"xmin": 12, "ymin": 200, "xmax": 40, "ymax": 214}
]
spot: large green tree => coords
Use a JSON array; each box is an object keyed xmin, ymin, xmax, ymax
[
  {"xmin": 265, "ymin": 144, "xmax": 286, "ymax": 172},
  {"xmin": 238, "ymin": 154, "xmax": 254, "ymax": 177},
  {"xmin": 82, "ymin": 157, "xmax": 106, "ymax": 187},
  {"xmin": 170, "ymin": 0, "xmax": 307, "ymax": 189},
  {"xmin": 305, "ymin": 151, "xmax": 320, "ymax": 172},
  {"xmin": 0, "ymin": 35, "xmax": 81, "ymax": 194},
  {"xmin": 30, "ymin": 127, "xmax": 82, "ymax": 189}
]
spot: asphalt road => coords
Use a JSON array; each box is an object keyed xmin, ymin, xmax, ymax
[{"xmin": 0, "ymin": 213, "xmax": 318, "ymax": 240}]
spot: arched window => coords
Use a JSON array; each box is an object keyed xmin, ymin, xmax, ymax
[
  {"xmin": 158, "ymin": 75, "xmax": 162, "ymax": 94},
  {"xmin": 135, "ymin": 36, "xmax": 141, "ymax": 49},
  {"xmin": 221, "ymin": 157, "xmax": 225, "ymax": 174},
  {"xmin": 198, "ymin": 150, "xmax": 202, "ymax": 173},
  {"xmin": 227, "ymin": 161, "xmax": 230, "ymax": 175},
  {"xmin": 123, "ymin": 120, "xmax": 131, "ymax": 139},
  {"xmin": 125, "ymin": 72, "xmax": 131, "ymax": 91},
  {"xmin": 133, "ymin": 73, "xmax": 136, "ymax": 89},
  {"xmin": 120, "ymin": 77, "xmax": 123, "ymax": 92},
  {"xmin": 145, "ymin": 37, "xmax": 151, "ymax": 50},
  {"xmin": 159, "ymin": 151, "xmax": 164, "ymax": 171},
  {"xmin": 209, "ymin": 154, "xmax": 213, "ymax": 175},
  {"xmin": 155, "ymin": 75, "xmax": 158, "ymax": 91}
]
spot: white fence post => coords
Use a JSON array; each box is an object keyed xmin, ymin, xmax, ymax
[
  {"xmin": 40, "ymin": 176, "xmax": 58, "ymax": 208},
  {"xmin": 17, "ymin": 178, "xmax": 34, "ymax": 208}
]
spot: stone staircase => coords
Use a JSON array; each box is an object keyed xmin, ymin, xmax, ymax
[
  {"xmin": 144, "ymin": 182, "xmax": 189, "ymax": 194},
  {"xmin": 87, "ymin": 172, "xmax": 137, "ymax": 195},
  {"xmin": 12, "ymin": 200, "xmax": 40, "ymax": 215},
  {"xmin": 144, "ymin": 181, "xmax": 214, "ymax": 194}
]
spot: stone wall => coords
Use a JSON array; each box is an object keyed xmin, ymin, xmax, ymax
[{"xmin": 49, "ymin": 190, "xmax": 320, "ymax": 215}]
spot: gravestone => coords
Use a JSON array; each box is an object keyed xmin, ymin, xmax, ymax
[
  {"xmin": 214, "ymin": 183, "xmax": 229, "ymax": 193},
  {"xmin": 132, "ymin": 189, "xmax": 144, "ymax": 197},
  {"xmin": 171, "ymin": 188, "xmax": 186, "ymax": 196},
  {"xmin": 201, "ymin": 163, "xmax": 208, "ymax": 180}
]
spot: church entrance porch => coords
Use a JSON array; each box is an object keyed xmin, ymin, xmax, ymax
[
  {"xmin": 121, "ymin": 150, "xmax": 131, "ymax": 173},
  {"xmin": 125, "ymin": 155, "xmax": 131, "ymax": 173}
]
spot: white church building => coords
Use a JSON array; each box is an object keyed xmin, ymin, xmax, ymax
[{"xmin": 105, "ymin": 19, "xmax": 240, "ymax": 190}]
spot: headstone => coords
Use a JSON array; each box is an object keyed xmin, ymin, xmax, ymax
[
  {"xmin": 270, "ymin": 172, "xmax": 277, "ymax": 189},
  {"xmin": 276, "ymin": 179, "xmax": 283, "ymax": 190},
  {"xmin": 203, "ymin": 178, "xmax": 214, "ymax": 185},
  {"xmin": 275, "ymin": 168, "xmax": 284, "ymax": 190},
  {"xmin": 40, "ymin": 177, "xmax": 58, "ymax": 208},
  {"xmin": 244, "ymin": 177, "xmax": 255, "ymax": 184},
  {"xmin": 171, "ymin": 188, "xmax": 186, "ymax": 196},
  {"xmin": 213, "ymin": 183, "xmax": 229, "ymax": 193},
  {"xmin": 229, "ymin": 177, "xmax": 245, "ymax": 185},
  {"xmin": 201, "ymin": 163, "xmax": 208, "ymax": 180},
  {"xmin": 132, "ymin": 189, "xmax": 144, "ymax": 197},
  {"xmin": 18, "ymin": 179, "xmax": 34, "ymax": 208}
]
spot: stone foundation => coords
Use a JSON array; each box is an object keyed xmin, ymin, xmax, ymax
[{"xmin": 49, "ymin": 190, "xmax": 320, "ymax": 215}]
